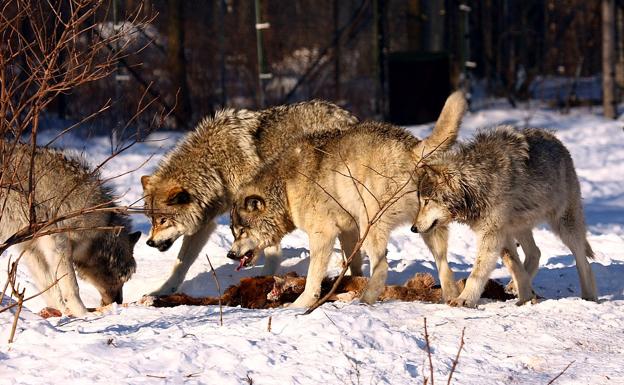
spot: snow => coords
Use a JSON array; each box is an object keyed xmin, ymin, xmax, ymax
[{"xmin": 2, "ymin": 105, "xmax": 624, "ymax": 384}]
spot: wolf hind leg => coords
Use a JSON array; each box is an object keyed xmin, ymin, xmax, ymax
[
  {"xmin": 150, "ymin": 221, "xmax": 216, "ymax": 296},
  {"xmin": 549, "ymin": 207, "xmax": 597, "ymax": 301}
]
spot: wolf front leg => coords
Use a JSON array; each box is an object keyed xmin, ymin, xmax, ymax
[
  {"xmin": 149, "ymin": 221, "xmax": 216, "ymax": 296},
  {"xmin": 261, "ymin": 244, "xmax": 282, "ymax": 275},
  {"xmin": 360, "ymin": 227, "xmax": 390, "ymax": 304},
  {"xmin": 449, "ymin": 232, "xmax": 501, "ymax": 308},
  {"xmin": 420, "ymin": 225, "xmax": 459, "ymax": 301},
  {"xmin": 289, "ymin": 230, "xmax": 337, "ymax": 308},
  {"xmin": 42, "ymin": 235, "xmax": 88, "ymax": 317},
  {"xmin": 22, "ymin": 243, "xmax": 66, "ymax": 310}
]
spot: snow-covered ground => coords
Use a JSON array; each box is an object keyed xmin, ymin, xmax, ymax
[{"xmin": 1, "ymin": 105, "xmax": 623, "ymax": 384}]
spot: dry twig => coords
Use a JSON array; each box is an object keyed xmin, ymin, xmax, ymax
[
  {"xmin": 446, "ymin": 327, "xmax": 465, "ymax": 385},
  {"xmin": 205, "ymin": 254, "xmax": 223, "ymax": 326},
  {"xmin": 423, "ymin": 317, "xmax": 435, "ymax": 385},
  {"xmin": 546, "ymin": 360, "xmax": 575, "ymax": 385}
]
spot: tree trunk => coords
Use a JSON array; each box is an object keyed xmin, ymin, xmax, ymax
[
  {"xmin": 602, "ymin": 0, "xmax": 617, "ymax": 119},
  {"xmin": 168, "ymin": 0, "xmax": 193, "ymax": 129}
]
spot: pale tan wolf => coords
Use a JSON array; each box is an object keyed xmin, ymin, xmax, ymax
[
  {"xmin": 228, "ymin": 92, "xmax": 467, "ymax": 307},
  {"xmin": 141, "ymin": 101, "xmax": 362, "ymax": 296},
  {"xmin": 0, "ymin": 142, "xmax": 140, "ymax": 316},
  {"xmin": 411, "ymin": 126, "xmax": 598, "ymax": 307}
]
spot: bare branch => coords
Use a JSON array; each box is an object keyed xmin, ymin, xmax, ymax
[
  {"xmin": 205, "ymin": 254, "xmax": 223, "ymax": 327},
  {"xmin": 446, "ymin": 327, "xmax": 465, "ymax": 385},
  {"xmin": 424, "ymin": 317, "xmax": 435, "ymax": 385},
  {"xmin": 546, "ymin": 361, "xmax": 575, "ymax": 385}
]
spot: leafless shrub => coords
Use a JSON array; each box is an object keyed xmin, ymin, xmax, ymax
[{"xmin": 422, "ymin": 318, "xmax": 466, "ymax": 385}]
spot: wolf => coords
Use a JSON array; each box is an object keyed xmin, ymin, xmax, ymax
[
  {"xmin": 141, "ymin": 101, "xmax": 362, "ymax": 296},
  {"xmin": 227, "ymin": 92, "xmax": 467, "ymax": 307},
  {"xmin": 411, "ymin": 126, "xmax": 598, "ymax": 307},
  {"xmin": 0, "ymin": 142, "xmax": 140, "ymax": 316}
]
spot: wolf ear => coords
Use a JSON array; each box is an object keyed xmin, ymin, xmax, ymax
[
  {"xmin": 141, "ymin": 175, "xmax": 151, "ymax": 189},
  {"xmin": 244, "ymin": 195, "xmax": 265, "ymax": 212},
  {"xmin": 166, "ymin": 186, "xmax": 191, "ymax": 205},
  {"xmin": 129, "ymin": 231, "xmax": 141, "ymax": 246}
]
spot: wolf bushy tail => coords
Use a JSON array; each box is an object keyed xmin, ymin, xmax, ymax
[{"xmin": 413, "ymin": 91, "xmax": 467, "ymax": 159}]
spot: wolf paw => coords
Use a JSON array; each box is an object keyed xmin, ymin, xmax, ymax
[
  {"xmin": 441, "ymin": 285, "xmax": 461, "ymax": 303},
  {"xmin": 148, "ymin": 286, "xmax": 178, "ymax": 297},
  {"xmin": 447, "ymin": 297, "xmax": 478, "ymax": 308},
  {"xmin": 289, "ymin": 293, "xmax": 318, "ymax": 308},
  {"xmin": 360, "ymin": 286, "xmax": 382, "ymax": 305}
]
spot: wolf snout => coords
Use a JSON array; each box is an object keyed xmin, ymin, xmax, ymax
[
  {"xmin": 410, "ymin": 225, "xmax": 419, "ymax": 233},
  {"xmin": 227, "ymin": 250, "xmax": 239, "ymax": 260},
  {"xmin": 147, "ymin": 238, "xmax": 174, "ymax": 251}
]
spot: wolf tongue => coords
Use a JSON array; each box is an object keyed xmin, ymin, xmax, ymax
[{"xmin": 235, "ymin": 256, "xmax": 248, "ymax": 272}]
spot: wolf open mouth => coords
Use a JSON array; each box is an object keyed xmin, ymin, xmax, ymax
[{"xmin": 235, "ymin": 249, "xmax": 255, "ymax": 271}]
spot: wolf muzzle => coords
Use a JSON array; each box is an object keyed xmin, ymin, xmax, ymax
[{"xmin": 147, "ymin": 238, "xmax": 174, "ymax": 252}]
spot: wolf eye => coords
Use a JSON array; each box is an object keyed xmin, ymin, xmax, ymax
[{"xmin": 159, "ymin": 218, "xmax": 167, "ymax": 225}]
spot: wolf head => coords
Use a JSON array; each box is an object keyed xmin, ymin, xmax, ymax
[
  {"xmin": 77, "ymin": 227, "xmax": 140, "ymax": 306},
  {"xmin": 410, "ymin": 165, "xmax": 454, "ymax": 234},
  {"xmin": 141, "ymin": 174, "xmax": 218, "ymax": 251},
  {"xmin": 227, "ymin": 184, "xmax": 293, "ymax": 270}
]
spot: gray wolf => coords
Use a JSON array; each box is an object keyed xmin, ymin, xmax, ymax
[
  {"xmin": 141, "ymin": 101, "xmax": 360, "ymax": 296},
  {"xmin": 227, "ymin": 92, "xmax": 467, "ymax": 307},
  {"xmin": 0, "ymin": 142, "xmax": 140, "ymax": 316},
  {"xmin": 411, "ymin": 126, "xmax": 598, "ymax": 307}
]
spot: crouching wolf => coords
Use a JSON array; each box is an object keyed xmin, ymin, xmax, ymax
[
  {"xmin": 411, "ymin": 126, "xmax": 598, "ymax": 307},
  {"xmin": 141, "ymin": 101, "xmax": 361, "ymax": 295},
  {"xmin": 228, "ymin": 92, "xmax": 467, "ymax": 307},
  {"xmin": 0, "ymin": 143, "xmax": 140, "ymax": 316}
]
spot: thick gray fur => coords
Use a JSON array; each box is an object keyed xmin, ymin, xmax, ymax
[{"xmin": 412, "ymin": 126, "xmax": 598, "ymax": 307}]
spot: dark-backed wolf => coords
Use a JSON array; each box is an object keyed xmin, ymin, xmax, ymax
[
  {"xmin": 227, "ymin": 92, "xmax": 467, "ymax": 307},
  {"xmin": 411, "ymin": 126, "xmax": 598, "ymax": 307},
  {"xmin": 141, "ymin": 101, "xmax": 361, "ymax": 295},
  {"xmin": 0, "ymin": 143, "xmax": 140, "ymax": 316}
]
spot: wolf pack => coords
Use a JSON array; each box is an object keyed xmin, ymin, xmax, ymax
[{"xmin": 1, "ymin": 91, "xmax": 598, "ymax": 316}]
